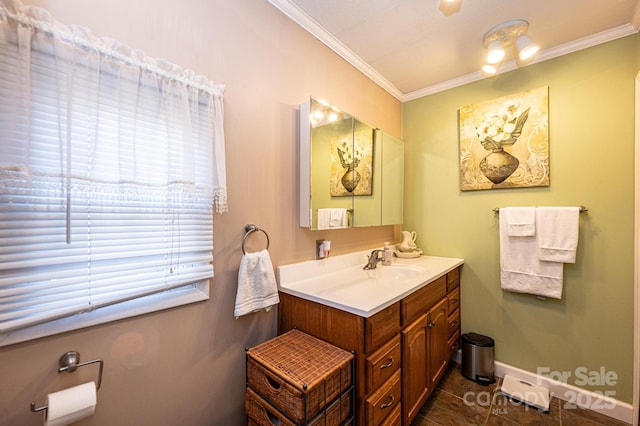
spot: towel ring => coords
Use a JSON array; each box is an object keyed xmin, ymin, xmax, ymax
[{"xmin": 242, "ymin": 224, "xmax": 270, "ymax": 254}]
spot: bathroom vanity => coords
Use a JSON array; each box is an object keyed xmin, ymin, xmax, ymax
[{"xmin": 277, "ymin": 252, "xmax": 463, "ymax": 426}]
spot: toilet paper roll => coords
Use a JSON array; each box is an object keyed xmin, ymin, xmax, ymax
[{"xmin": 44, "ymin": 381, "xmax": 96, "ymax": 426}]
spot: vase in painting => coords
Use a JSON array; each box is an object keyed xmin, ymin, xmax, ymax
[
  {"xmin": 479, "ymin": 148, "xmax": 519, "ymax": 184},
  {"xmin": 341, "ymin": 165, "xmax": 361, "ymax": 192}
]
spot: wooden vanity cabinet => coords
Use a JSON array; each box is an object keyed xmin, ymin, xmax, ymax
[
  {"xmin": 446, "ymin": 268, "xmax": 461, "ymax": 357},
  {"xmin": 401, "ymin": 285, "xmax": 450, "ymax": 425},
  {"xmin": 278, "ymin": 265, "xmax": 462, "ymax": 426}
]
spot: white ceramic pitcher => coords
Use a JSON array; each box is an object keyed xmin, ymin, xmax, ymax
[{"xmin": 398, "ymin": 230, "xmax": 417, "ymax": 252}]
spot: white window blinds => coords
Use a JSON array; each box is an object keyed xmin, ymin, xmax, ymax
[{"xmin": 0, "ymin": 1, "xmax": 227, "ymax": 342}]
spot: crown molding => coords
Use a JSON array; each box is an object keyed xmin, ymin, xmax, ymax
[
  {"xmin": 267, "ymin": 0, "xmax": 404, "ymax": 101},
  {"xmin": 268, "ymin": 0, "xmax": 639, "ymax": 103}
]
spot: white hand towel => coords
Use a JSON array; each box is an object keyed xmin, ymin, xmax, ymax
[
  {"xmin": 536, "ymin": 207, "xmax": 580, "ymax": 263},
  {"xmin": 329, "ymin": 208, "xmax": 347, "ymax": 228},
  {"xmin": 500, "ymin": 211, "xmax": 564, "ymax": 299},
  {"xmin": 317, "ymin": 208, "xmax": 347, "ymax": 229},
  {"xmin": 317, "ymin": 209, "xmax": 331, "ymax": 230},
  {"xmin": 504, "ymin": 207, "xmax": 536, "ymax": 236},
  {"xmin": 234, "ymin": 249, "xmax": 280, "ymax": 318}
]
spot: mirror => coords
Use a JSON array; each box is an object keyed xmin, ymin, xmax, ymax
[{"xmin": 299, "ymin": 98, "xmax": 403, "ymax": 230}]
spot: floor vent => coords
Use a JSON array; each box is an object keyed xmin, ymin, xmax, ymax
[{"xmin": 500, "ymin": 374, "xmax": 550, "ymax": 412}]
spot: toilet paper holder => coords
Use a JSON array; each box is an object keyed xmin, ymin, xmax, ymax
[{"xmin": 30, "ymin": 351, "xmax": 104, "ymax": 413}]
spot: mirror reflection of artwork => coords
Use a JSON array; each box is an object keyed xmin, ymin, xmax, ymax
[
  {"xmin": 459, "ymin": 86, "xmax": 549, "ymax": 191},
  {"xmin": 330, "ymin": 129, "xmax": 374, "ymax": 196}
]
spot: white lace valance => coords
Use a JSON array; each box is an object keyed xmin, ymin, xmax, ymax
[{"xmin": 0, "ymin": 0, "xmax": 228, "ymax": 213}]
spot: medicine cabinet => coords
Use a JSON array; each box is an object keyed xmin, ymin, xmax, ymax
[{"xmin": 299, "ymin": 98, "xmax": 403, "ymax": 230}]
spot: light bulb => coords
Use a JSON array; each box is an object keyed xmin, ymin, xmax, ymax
[
  {"xmin": 482, "ymin": 63, "xmax": 499, "ymax": 76},
  {"xmin": 516, "ymin": 34, "xmax": 539, "ymax": 61},
  {"xmin": 439, "ymin": 0, "xmax": 462, "ymax": 16},
  {"xmin": 486, "ymin": 40, "xmax": 505, "ymax": 64}
]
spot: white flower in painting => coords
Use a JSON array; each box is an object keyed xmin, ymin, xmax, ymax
[
  {"xmin": 476, "ymin": 100, "xmax": 530, "ymax": 150},
  {"xmin": 337, "ymin": 138, "xmax": 363, "ymax": 168}
]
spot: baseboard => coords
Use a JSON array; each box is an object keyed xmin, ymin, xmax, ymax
[{"xmin": 494, "ymin": 361, "xmax": 633, "ymax": 424}]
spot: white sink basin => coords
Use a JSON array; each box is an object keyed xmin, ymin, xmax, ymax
[
  {"xmin": 368, "ymin": 264, "xmax": 425, "ymax": 281},
  {"xmin": 277, "ymin": 250, "xmax": 464, "ymax": 317}
]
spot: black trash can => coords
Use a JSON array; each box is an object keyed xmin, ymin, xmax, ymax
[{"xmin": 461, "ymin": 332, "xmax": 495, "ymax": 385}]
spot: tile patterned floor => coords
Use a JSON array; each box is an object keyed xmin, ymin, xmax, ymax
[{"xmin": 411, "ymin": 364, "xmax": 630, "ymax": 426}]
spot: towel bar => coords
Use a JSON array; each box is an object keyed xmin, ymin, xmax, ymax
[
  {"xmin": 242, "ymin": 224, "xmax": 270, "ymax": 254},
  {"xmin": 493, "ymin": 206, "xmax": 588, "ymax": 213},
  {"xmin": 316, "ymin": 208, "xmax": 354, "ymax": 213}
]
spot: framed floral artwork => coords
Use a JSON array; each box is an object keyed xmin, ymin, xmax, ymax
[
  {"xmin": 459, "ymin": 86, "xmax": 549, "ymax": 191},
  {"xmin": 330, "ymin": 129, "xmax": 374, "ymax": 196}
]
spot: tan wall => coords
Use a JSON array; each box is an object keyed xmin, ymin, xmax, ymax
[
  {"xmin": 0, "ymin": 1, "xmax": 401, "ymax": 424},
  {"xmin": 403, "ymin": 35, "xmax": 639, "ymax": 403}
]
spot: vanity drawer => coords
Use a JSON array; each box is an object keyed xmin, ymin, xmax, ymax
[
  {"xmin": 365, "ymin": 302, "xmax": 401, "ymax": 353},
  {"xmin": 379, "ymin": 403, "xmax": 401, "ymax": 426},
  {"xmin": 401, "ymin": 275, "xmax": 446, "ymax": 326},
  {"xmin": 366, "ymin": 369, "xmax": 401, "ymax": 426},
  {"xmin": 447, "ymin": 287, "xmax": 460, "ymax": 312},
  {"xmin": 448, "ymin": 330, "xmax": 461, "ymax": 357},
  {"xmin": 366, "ymin": 335, "xmax": 401, "ymax": 394},
  {"xmin": 447, "ymin": 267, "xmax": 460, "ymax": 292},
  {"xmin": 448, "ymin": 309, "xmax": 460, "ymax": 337}
]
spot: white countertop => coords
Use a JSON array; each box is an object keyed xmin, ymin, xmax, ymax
[{"xmin": 277, "ymin": 250, "xmax": 464, "ymax": 318}]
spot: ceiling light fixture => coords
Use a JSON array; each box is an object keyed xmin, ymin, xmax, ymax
[
  {"xmin": 481, "ymin": 19, "xmax": 539, "ymax": 76},
  {"xmin": 439, "ymin": 0, "xmax": 462, "ymax": 16},
  {"xmin": 486, "ymin": 39, "xmax": 505, "ymax": 64}
]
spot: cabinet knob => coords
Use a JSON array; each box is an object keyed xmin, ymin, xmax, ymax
[
  {"xmin": 381, "ymin": 394, "xmax": 394, "ymax": 409},
  {"xmin": 427, "ymin": 321, "xmax": 435, "ymax": 328},
  {"xmin": 380, "ymin": 356, "xmax": 394, "ymax": 370}
]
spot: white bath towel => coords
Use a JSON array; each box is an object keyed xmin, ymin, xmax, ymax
[
  {"xmin": 500, "ymin": 211, "xmax": 564, "ymax": 299},
  {"xmin": 234, "ymin": 249, "xmax": 280, "ymax": 318},
  {"xmin": 504, "ymin": 207, "xmax": 536, "ymax": 236},
  {"xmin": 536, "ymin": 207, "xmax": 580, "ymax": 264},
  {"xmin": 317, "ymin": 208, "xmax": 347, "ymax": 229}
]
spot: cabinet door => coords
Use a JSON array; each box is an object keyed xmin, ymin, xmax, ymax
[
  {"xmin": 401, "ymin": 312, "xmax": 429, "ymax": 424},
  {"xmin": 428, "ymin": 297, "xmax": 450, "ymax": 388}
]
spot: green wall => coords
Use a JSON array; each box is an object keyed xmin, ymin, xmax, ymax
[{"xmin": 403, "ymin": 35, "xmax": 638, "ymax": 403}]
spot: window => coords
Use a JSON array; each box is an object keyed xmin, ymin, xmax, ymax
[{"xmin": 0, "ymin": 3, "xmax": 227, "ymax": 346}]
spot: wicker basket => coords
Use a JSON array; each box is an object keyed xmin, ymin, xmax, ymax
[
  {"xmin": 246, "ymin": 329, "xmax": 353, "ymax": 424},
  {"xmin": 246, "ymin": 387, "xmax": 352, "ymax": 426}
]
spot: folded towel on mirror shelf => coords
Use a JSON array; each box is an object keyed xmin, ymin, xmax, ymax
[
  {"xmin": 536, "ymin": 207, "xmax": 580, "ymax": 263},
  {"xmin": 234, "ymin": 249, "xmax": 280, "ymax": 318},
  {"xmin": 329, "ymin": 208, "xmax": 347, "ymax": 228},
  {"xmin": 317, "ymin": 208, "xmax": 347, "ymax": 229}
]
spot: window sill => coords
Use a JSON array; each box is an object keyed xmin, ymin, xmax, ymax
[{"xmin": 0, "ymin": 282, "xmax": 209, "ymax": 347}]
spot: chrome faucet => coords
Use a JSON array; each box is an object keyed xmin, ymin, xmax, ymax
[{"xmin": 363, "ymin": 249, "xmax": 385, "ymax": 270}]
